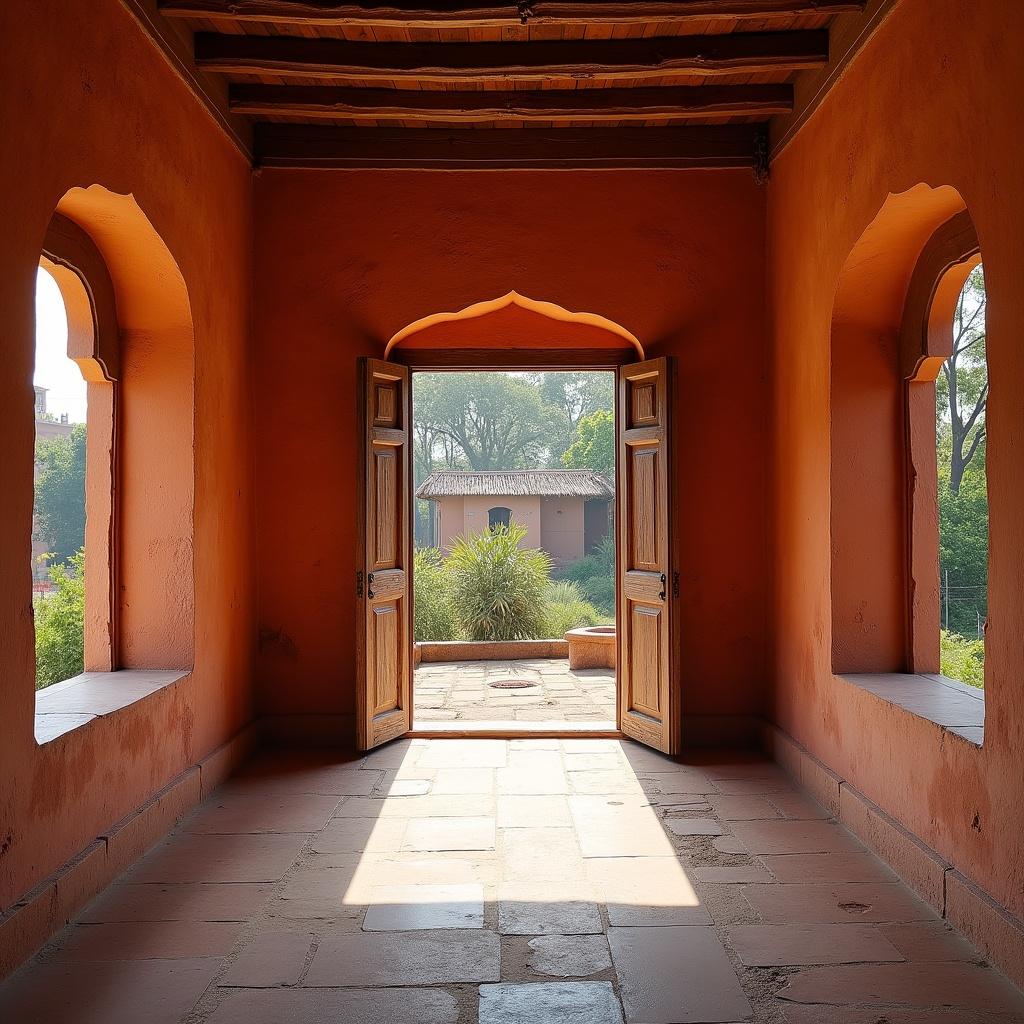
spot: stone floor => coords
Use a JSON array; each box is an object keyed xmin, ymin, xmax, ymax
[
  {"xmin": 414, "ymin": 659, "xmax": 617, "ymax": 726},
  {"xmin": 2, "ymin": 739, "xmax": 1023, "ymax": 1023}
]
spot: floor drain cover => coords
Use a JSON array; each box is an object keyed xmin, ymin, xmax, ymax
[{"xmin": 489, "ymin": 678, "xmax": 536, "ymax": 689}]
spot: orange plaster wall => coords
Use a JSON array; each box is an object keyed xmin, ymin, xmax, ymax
[
  {"xmin": 253, "ymin": 169, "xmax": 769, "ymax": 727},
  {"xmin": 829, "ymin": 317, "xmax": 906, "ymax": 673},
  {"xmin": 767, "ymin": 0, "xmax": 1024, "ymax": 914},
  {"xmin": 0, "ymin": 1, "xmax": 255, "ymax": 909}
]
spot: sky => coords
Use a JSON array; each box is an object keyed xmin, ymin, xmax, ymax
[{"xmin": 34, "ymin": 267, "xmax": 87, "ymax": 424}]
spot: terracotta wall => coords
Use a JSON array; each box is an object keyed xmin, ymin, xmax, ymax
[
  {"xmin": 540, "ymin": 496, "xmax": 585, "ymax": 565},
  {"xmin": 767, "ymin": 0, "xmax": 1024, "ymax": 915},
  {"xmin": 435, "ymin": 496, "xmax": 465, "ymax": 552},
  {"xmin": 254, "ymin": 169, "xmax": 768, "ymax": 728},
  {"xmin": 0, "ymin": 0, "xmax": 255, "ymax": 909},
  {"xmin": 462, "ymin": 495, "xmax": 542, "ymax": 551}
]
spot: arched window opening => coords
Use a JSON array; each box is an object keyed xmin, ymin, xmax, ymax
[
  {"xmin": 32, "ymin": 267, "xmax": 87, "ymax": 688},
  {"xmin": 936, "ymin": 266, "xmax": 988, "ymax": 686},
  {"xmin": 488, "ymin": 506, "xmax": 513, "ymax": 531}
]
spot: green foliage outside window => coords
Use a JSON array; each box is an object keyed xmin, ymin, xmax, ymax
[
  {"xmin": 935, "ymin": 266, "xmax": 988, "ymax": 685},
  {"xmin": 35, "ymin": 424, "xmax": 86, "ymax": 567},
  {"xmin": 940, "ymin": 630, "xmax": 984, "ymax": 689},
  {"xmin": 34, "ymin": 548, "xmax": 85, "ymax": 688},
  {"xmin": 561, "ymin": 409, "xmax": 615, "ymax": 478}
]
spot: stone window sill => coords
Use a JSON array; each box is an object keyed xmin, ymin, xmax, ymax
[
  {"xmin": 840, "ymin": 672, "xmax": 984, "ymax": 746},
  {"xmin": 34, "ymin": 670, "xmax": 190, "ymax": 745}
]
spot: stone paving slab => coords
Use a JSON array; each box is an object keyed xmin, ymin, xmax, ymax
[
  {"xmin": 207, "ymin": 987, "xmax": 460, "ymax": 1024},
  {"xmin": 2, "ymin": 741, "xmax": 1021, "ymax": 1024},
  {"xmin": 729, "ymin": 923, "xmax": 905, "ymax": 966},
  {"xmin": 479, "ymin": 981, "xmax": 623, "ymax": 1024},
  {"xmin": 609, "ymin": 926, "xmax": 752, "ymax": 1023},
  {"xmin": 527, "ymin": 934, "xmax": 613, "ymax": 977},
  {"xmin": 306, "ymin": 930, "xmax": 502, "ymax": 986},
  {"xmin": 415, "ymin": 658, "xmax": 615, "ymax": 726}
]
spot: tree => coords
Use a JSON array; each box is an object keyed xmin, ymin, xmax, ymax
[
  {"xmin": 412, "ymin": 372, "xmax": 559, "ymax": 471},
  {"xmin": 34, "ymin": 548, "xmax": 84, "ymax": 687},
  {"xmin": 937, "ymin": 428, "xmax": 988, "ymax": 637},
  {"xmin": 34, "ymin": 423, "xmax": 86, "ymax": 567},
  {"xmin": 937, "ymin": 266, "xmax": 987, "ymax": 496},
  {"xmin": 531, "ymin": 372, "xmax": 614, "ymax": 465},
  {"xmin": 934, "ymin": 268, "xmax": 989, "ymax": 643},
  {"xmin": 561, "ymin": 409, "xmax": 614, "ymax": 477}
]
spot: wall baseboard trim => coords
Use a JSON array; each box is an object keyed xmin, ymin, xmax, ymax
[
  {"xmin": 260, "ymin": 713, "xmax": 355, "ymax": 748},
  {"xmin": 0, "ymin": 720, "xmax": 259, "ymax": 980},
  {"xmin": 684, "ymin": 714, "xmax": 760, "ymax": 748},
  {"xmin": 760, "ymin": 720, "xmax": 1024, "ymax": 990}
]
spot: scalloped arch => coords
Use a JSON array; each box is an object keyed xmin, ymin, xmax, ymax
[{"xmin": 383, "ymin": 290, "xmax": 644, "ymax": 359}]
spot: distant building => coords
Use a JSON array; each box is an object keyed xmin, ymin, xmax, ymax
[
  {"xmin": 32, "ymin": 386, "xmax": 73, "ymax": 586},
  {"xmin": 416, "ymin": 469, "xmax": 613, "ymax": 564}
]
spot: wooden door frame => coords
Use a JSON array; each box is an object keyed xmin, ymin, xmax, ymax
[{"xmin": 395, "ymin": 347, "xmax": 633, "ymax": 739}]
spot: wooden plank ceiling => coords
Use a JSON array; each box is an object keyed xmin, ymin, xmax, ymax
[{"xmin": 157, "ymin": 0, "xmax": 863, "ymax": 168}]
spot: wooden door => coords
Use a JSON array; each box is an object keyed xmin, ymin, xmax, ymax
[
  {"xmin": 617, "ymin": 357, "xmax": 681, "ymax": 754},
  {"xmin": 357, "ymin": 358, "xmax": 412, "ymax": 751}
]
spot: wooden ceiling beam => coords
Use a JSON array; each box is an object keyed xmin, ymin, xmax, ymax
[
  {"xmin": 197, "ymin": 29, "xmax": 828, "ymax": 81},
  {"xmin": 231, "ymin": 82, "xmax": 793, "ymax": 122},
  {"xmin": 254, "ymin": 122, "xmax": 765, "ymax": 169},
  {"xmin": 163, "ymin": 0, "xmax": 862, "ymax": 28}
]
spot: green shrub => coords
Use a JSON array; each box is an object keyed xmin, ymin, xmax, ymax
[
  {"xmin": 413, "ymin": 547, "xmax": 461, "ymax": 641},
  {"xmin": 34, "ymin": 549, "xmax": 84, "ymax": 689},
  {"xmin": 447, "ymin": 523, "xmax": 552, "ymax": 641},
  {"xmin": 578, "ymin": 574, "xmax": 615, "ymax": 617},
  {"xmin": 558, "ymin": 534, "xmax": 615, "ymax": 585},
  {"xmin": 542, "ymin": 580, "xmax": 601, "ymax": 637},
  {"xmin": 557, "ymin": 536, "xmax": 615, "ymax": 615},
  {"xmin": 545, "ymin": 580, "xmax": 588, "ymax": 606},
  {"xmin": 940, "ymin": 629, "xmax": 985, "ymax": 688}
]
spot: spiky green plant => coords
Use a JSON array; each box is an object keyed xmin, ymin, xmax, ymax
[{"xmin": 446, "ymin": 523, "xmax": 552, "ymax": 641}]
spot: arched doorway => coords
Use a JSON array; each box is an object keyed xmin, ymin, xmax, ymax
[{"xmin": 356, "ymin": 293, "xmax": 681, "ymax": 756}]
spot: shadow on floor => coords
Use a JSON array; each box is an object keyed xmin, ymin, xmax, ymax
[{"xmin": 1, "ymin": 739, "xmax": 1022, "ymax": 1024}]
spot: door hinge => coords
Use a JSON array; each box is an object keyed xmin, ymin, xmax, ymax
[
  {"xmin": 659, "ymin": 573, "xmax": 667, "ymax": 601},
  {"xmin": 356, "ymin": 570, "xmax": 364, "ymax": 599},
  {"xmin": 367, "ymin": 572, "xmax": 375, "ymax": 599},
  {"xmin": 672, "ymin": 571, "xmax": 680, "ymax": 599}
]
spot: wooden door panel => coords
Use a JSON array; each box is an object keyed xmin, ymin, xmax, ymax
[
  {"xmin": 628, "ymin": 602, "xmax": 662, "ymax": 717},
  {"xmin": 358, "ymin": 358, "xmax": 412, "ymax": 751},
  {"xmin": 629, "ymin": 380, "xmax": 659, "ymax": 428},
  {"xmin": 372, "ymin": 602, "xmax": 401, "ymax": 714},
  {"xmin": 373, "ymin": 446, "xmax": 399, "ymax": 569},
  {"xmin": 617, "ymin": 356, "xmax": 680, "ymax": 755},
  {"xmin": 628, "ymin": 444, "xmax": 659, "ymax": 571}
]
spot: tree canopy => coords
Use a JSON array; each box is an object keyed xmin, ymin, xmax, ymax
[
  {"xmin": 937, "ymin": 266, "xmax": 987, "ymax": 496},
  {"xmin": 937, "ymin": 266, "xmax": 988, "ymax": 644},
  {"xmin": 34, "ymin": 423, "xmax": 86, "ymax": 568},
  {"xmin": 412, "ymin": 371, "xmax": 614, "ymax": 479},
  {"xmin": 561, "ymin": 409, "xmax": 614, "ymax": 477}
]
